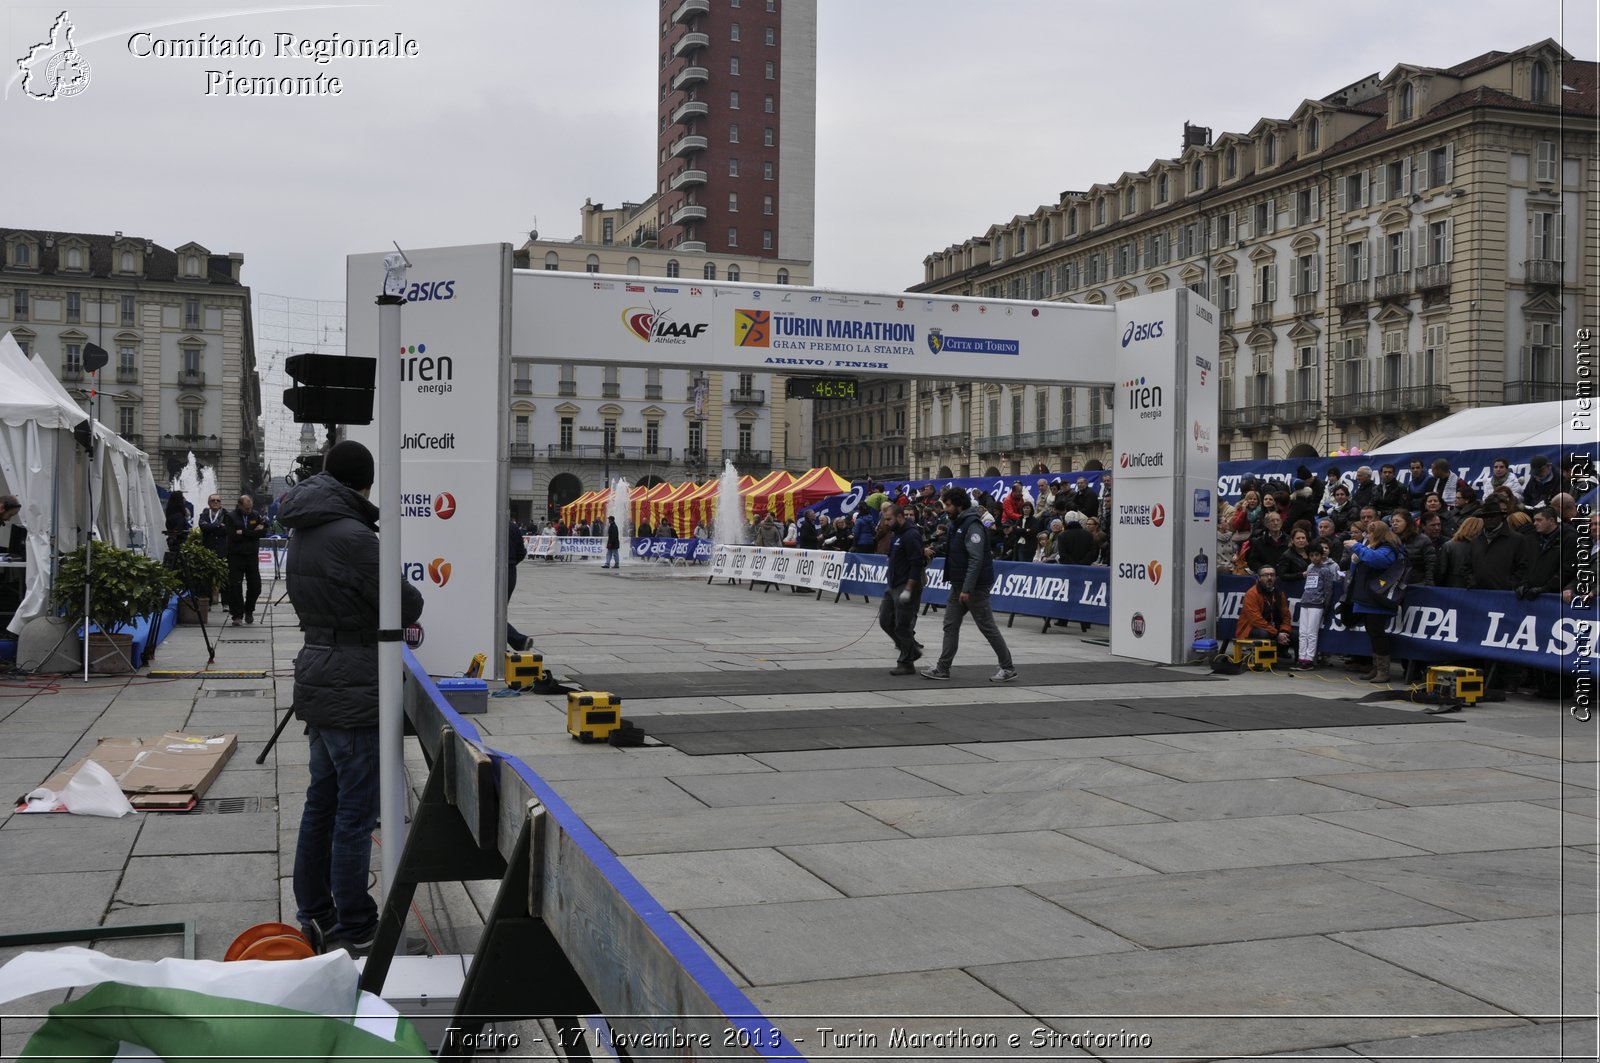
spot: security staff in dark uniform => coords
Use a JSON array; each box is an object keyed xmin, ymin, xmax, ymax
[{"xmin": 922, "ymin": 487, "xmax": 1017, "ymax": 682}]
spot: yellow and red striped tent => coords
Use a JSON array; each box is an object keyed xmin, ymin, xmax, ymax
[
  {"xmin": 771, "ymin": 467, "xmax": 852, "ymax": 523},
  {"xmin": 632, "ymin": 482, "xmax": 674, "ymax": 528},
  {"xmin": 667, "ymin": 479, "xmax": 720, "ymax": 534},
  {"xmin": 560, "ymin": 490, "xmax": 600, "ymax": 527},
  {"xmin": 685, "ymin": 473, "xmax": 757, "ymax": 532},
  {"xmin": 645, "ymin": 481, "xmax": 701, "ymax": 530},
  {"xmin": 741, "ymin": 470, "xmax": 794, "ymax": 520}
]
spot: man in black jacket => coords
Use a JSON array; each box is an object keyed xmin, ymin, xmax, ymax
[
  {"xmin": 197, "ymin": 494, "xmax": 231, "ymax": 557},
  {"xmin": 923, "ymin": 487, "xmax": 1016, "ymax": 682},
  {"xmin": 281, "ymin": 440, "xmax": 424, "ymax": 956},
  {"xmin": 1372, "ymin": 464, "xmax": 1410, "ymax": 515},
  {"xmin": 880, "ymin": 503, "xmax": 926, "ymax": 675},
  {"xmin": 227, "ymin": 494, "xmax": 269, "ymax": 624}
]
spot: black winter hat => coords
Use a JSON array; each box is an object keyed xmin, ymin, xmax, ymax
[{"xmin": 325, "ymin": 440, "xmax": 375, "ymax": 491}]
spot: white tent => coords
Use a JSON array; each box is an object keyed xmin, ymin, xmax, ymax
[
  {"xmin": 0, "ymin": 333, "xmax": 88, "ymax": 635},
  {"xmin": 1370, "ymin": 399, "xmax": 1598, "ymax": 454}
]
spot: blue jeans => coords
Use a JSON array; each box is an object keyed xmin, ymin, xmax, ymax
[
  {"xmin": 604, "ymin": 548, "xmax": 620, "ymax": 568},
  {"xmin": 294, "ymin": 724, "xmax": 379, "ymax": 943}
]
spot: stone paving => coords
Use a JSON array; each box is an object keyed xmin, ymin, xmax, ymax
[{"xmin": 0, "ymin": 558, "xmax": 1595, "ymax": 1060}]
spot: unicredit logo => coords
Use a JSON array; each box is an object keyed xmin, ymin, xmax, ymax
[
  {"xmin": 402, "ymin": 432, "xmax": 456, "ymax": 451},
  {"xmin": 1120, "ymin": 451, "xmax": 1166, "ymax": 469},
  {"xmin": 434, "ymin": 492, "xmax": 456, "ymax": 519}
]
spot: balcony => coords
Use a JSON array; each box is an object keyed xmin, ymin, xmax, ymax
[
  {"xmin": 883, "ymin": 426, "xmax": 907, "ymax": 441},
  {"xmin": 557, "ymin": 380, "xmax": 576, "ymax": 396},
  {"xmin": 645, "ymin": 384, "xmax": 663, "ymax": 400},
  {"xmin": 671, "ymin": 0, "xmax": 709, "ymax": 24},
  {"xmin": 629, "ymin": 228, "xmax": 659, "ymax": 248},
  {"xmin": 1524, "ymin": 258, "xmax": 1563, "ymax": 286},
  {"xmin": 1374, "ymin": 273, "xmax": 1411, "ymax": 301},
  {"xmin": 122, "ymin": 433, "xmax": 144, "ymax": 448},
  {"xmin": 973, "ymin": 435, "xmax": 1003, "ymax": 454},
  {"xmin": 930, "ymin": 432, "xmax": 970, "ymax": 452},
  {"xmin": 682, "ymin": 448, "xmax": 706, "ymax": 465},
  {"xmin": 61, "ymin": 367, "xmax": 83, "ymax": 381},
  {"xmin": 721, "ymin": 449, "xmax": 771, "ymax": 467},
  {"xmin": 670, "ymin": 203, "xmax": 708, "ymax": 226},
  {"xmin": 1038, "ymin": 428, "xmax": 1065, "ymax": 448},
  {"xmin": 545, "ymin": 444, "xmax": 674, "ymax": 463},
  {"xmin": 672, "ymin": 31, "xmax": 709, "ymax": 58},
  {"xmin": 677, "ymin": 241, "xmax": 707, "ymax": 252},
  {"xmin": 1229, "ymin": 406, "xmax": 1274, "ymax": 429},
  {"xmin": 686, "ymin": 380, "xmax": 708, "ymax": 400},
  {"xmin": 1335, "ymin": 280, "xmax": 1368, "ymax": 307},
  {"xmin": 728, "ymin": 388, "xmax": 765, "ymax": 405},
  {"xmin": 668, "ymin": 134, "xmax": 707, "ymax": 159},
  {"xmin": 1251, "ymin": 301, "xmax": 1274, "ymax": 326},
  {"xmin": 671, "ymin": 67, "xmax": 708, "ymax": 93},
  {"xmin": 161, "ymin": 433, "xmax": 220, "ymax": 457},
  {"xmin": 510, "ymin": 442, "xmax": 535, "ymax": 462},
  {"xmin": 1274, "ymin": 400, "xmax": 1321, "ymax": 425},
  {"xmin": 1061, "ymin": 423, "xmax": 1113, "ymax": 445},
  {"xmin": 1416, "ymin": 263, "xmax": 1451, "ymax": 291},
  {"xmin": 1219, "ymin": 308, "xmax": 1235, "ymax": 330},
  {"xmin": 177, "ymin": 369, "xmax": 206, "ymax": 389},
  {"xmin": 1010, "ymin": 432, "xmax": 1038, "ymax": 450},
  {"xmin": 512, "ymin": 379, "xmax": 532, "ymax": 395},
  {"xmin": 670, "ymin": 99, "xmax": 709, "ymax": 125},
  {"xmin": 116, "ymin": 366, "xmax": 139, "ymax": 383},
  {"xmin": 670, "ymin": 168, "xmax": 707, "ymax": 191},
  {"xmin": 1505, "ymin": 380, "xmax": 1576, "ymax": 404},
  {"xmin": 1293, "ymin": 293, "xmax": 1318, "ymax": 317},
  {"xmin": 1327, "ymin": 385, "xmax": 1450, "ymax": 418}
]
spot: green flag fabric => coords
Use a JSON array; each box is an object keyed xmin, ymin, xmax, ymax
[{"xmin": 23, "ymin": 981, "xmax": 432, "ymax": 1062}]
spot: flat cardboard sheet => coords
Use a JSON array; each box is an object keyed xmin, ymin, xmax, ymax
[{"xmin": 31, "ymin": 732, "xmax": 237, "ymax": 810}]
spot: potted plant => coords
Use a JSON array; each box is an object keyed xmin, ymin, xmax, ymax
[
  {"xmin": 53, "ymin": 541, "xmax": 180, "ymax": 673},
  {"xmin": 171, "ymin": 529, "xmax": 227, "ymax": 624}
]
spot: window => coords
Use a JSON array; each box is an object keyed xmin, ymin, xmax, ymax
[
  {"xmin": 988, "ymin": 398, "xmax": 1000, "ymax": 435},
  {"xmin": 1225, "ymin": 146, "xmax": 1237, "ymax": 179},
  {"xmin": 602, "ymin": 218, "xmax": 613, "ymax": 244},
  {"xmin": 118, "ymin": 345, "xmax": 136, "ymax": 372},
  {"xmin": 1530, "ymin": 211, "xmax": 1563, "ymax": 261},
  {"xmin": 184, "ymin": 298, "xmax": 200, "ymax": 327},
  {"xmin": 13, "ymin": 288, "xmax": 27, "ymax": 321},
  {"xmin": 729, "ymin": 90, "xmax": 739, "ymax": 109},
  {"xmin": 1253, "ymin": 199, "xmax": 1274, "ymax": 235},
  {"xmin": 688, "ymin": 420, "xmax": 703, "ymax": 455},
  {"xmin": 766, "ymin": 0, "xmax": 775, "ymax": 10},
  {"xmin": 182, "ymin": 409, "xmax": 200, "ymax": 438},
  {"xmin": 763, "ymin": 127, "xmax": 773, "ymax": 146},
  {"xmin": 1384, "ymin": 231, "xmax": 1409, "ymax": 275},
  {"xmin": 764, "ymin": 61, "xmax": 774, "ymax": 79},
  {"xmin": 1399, "ymin": 81, "xmax": 1414, "ymax": 120},
  {"xmin": 64, "ymin": 342, "xmax": 81, "ymax": 373},
  {"xmin": 66, "ymin": 292, "xmax": 80, "ymax": 323},
  {"xmin": 1017, "ymin": 227, "xmax": 1027, "ymax": 254},
  {"xmin": 1124, "ymin": 186, "xmax": 1137, "ymax": 213},
  {"xmin": 728, "ymin": 265, "xmax": 741, "ymax": 281},
  {"xmin": 765, "ymin": 27, "xmax": 775, "ymax": 45},
  {"xmin": 729, "ymin": 123, "xmax": 739, "ymax": 143},
  {"xmin": 1293, "ymin": 345, "xmax": 1317, "ymax": 402},
  {"xmin": 1343, "ymin": 171, "xmax": 1367, "ymax": 210},
  {"xmin": 585, "ymin": 254, "xmax": 600, "ymax": 273},
  {"xmin": 646, "ymin": 420, "xmax": 660, "ymax": 455},
  {"xmin": 66, "ymin": 247, "xmax": 82, "ymax": 270},
  {"xmin": 704, "ymin": 262, "xmax": 717, "ymax": 280},
  {"xmin": 120, "ymin": 251, "xmax": 133, "ymax": 272},
  {"xmin": 121, "ymin": 295, "xmax": 135, "ymax": 324},
  {"xmin": 603, "ymin": 418, "xmax": 618, "ymax": 453},
  {"xmin": 762, "ymin": 230, "xmax": 773, "ymax": 250},
  {"xmin": 728, "ymin": 227, "xmax": 738, "ymax": 247},
  {"xmin": 1308, "ymin": 117, "xmax": 1320, "ymax": 150},
  {"xmin": 1535, "ymin": 140, "xmax": 1557, "ymax": 183},
  {"xmin": 728, "ymin": 191, "xmax": 738, "ymax": 212},
  {"xmin": 559, "ymin": 416, "xmax": 574, "ymax": 451},
  {"xmin": 1041, "ymin": 216, "xmax": 1051, "ymax": 243},
  {"xmin": 763, "ymin": 161, "xmax": 774, "ymax": 180},
  {"xmin": 182, "ymin": 347, "xmax": 201, "ymax": 375},
  {"xmin": 1157, "ymin": 173, "xmax": 1169, "ymax": 202},
  {"xmin": 1427, "ymin": 145, "xmax": 1452, "ymax": 187},
  {"xmin": 513, "ymin": 415, "xmax": 529, "ymax": 445},
  {"xmin": 1067, "ymin": 208, "xmax": 1078, "ymax": 235},
  {"xmin": 728, "ymin": 157, "xmax": 739, "ymax": 176},
  {"xmin": 1061, "ymin": 387, "xmax": 1075, "ymax": 428},
  {"xmin": 1422, "ymin": 324, "xmax": 1446, "ymax": 388},
  {"xmin": 1218, "ymin": 272, "xmax": 1238, "ymax": 309},
  {"xmin": 1255, "ymin": 263, "xmax": 1277, "ymax": 304},
  {"xmin": 764, "ymin": 94, "xmax": 774, "ymax": 112},
  {"xmin": 776, "ymin": 268, "xmax": 788, "ymax": 284},
  {"xmin": 1384, "ymin": 158, "xmax": 1407, "ymax": 199},
  {"xmin": 626, "ymin": 256, "xmax": 640, "ymax": 275},
  {"xmin": 1294, "ymin": 253, "xmax": 1318, "ymax": 294},
  {"xmin": 1191, "ymin": 161, "xmax": 1204, "ymax": 192},
  {"xmin": 1095, "ymin": 199, "xmax": 1106, "ymax": 226},
  {"xmin": 762, "ymin": 194, "xmax": 773, "ymax": 215},
  {"xmin": 1343, "ymin": 239, "xmax": 1368, "ymax": 282},
  {"xmin": 730, "ymin": 22, "xmax": 740, "ymax": 40},
  {"xmin": 729, "ymin": 57, "xmax": 739, "ymax": 75},
  {"xmin": 14, "ymin": 243, "xmax": 30, "ymax": 267},
  {"xmin": 117, "ymin": 406, "xmax": 136, "ymax": 437},
  {"xmin": 1265, "ymin": 135, "xmax": 1277, "ymax": 165},
  {"xmin": 1531, "ymin": 61, "xmax": 1550, "ymax": 103},
  {"xmin": 185, "ymin": 254, "xmax": 200, "ymax": 276},
  {"xmin": 737, "ymin": 423, "xmax": 753, "ymax": 453},
  {"xmin": 666, "ymin": 259, "xmax": 680, "ymax": 277}
]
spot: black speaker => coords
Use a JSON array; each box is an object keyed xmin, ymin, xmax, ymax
[
  {"xmin": 82, "ymin": 342, "xmax": 109, "ymax": 374},
  {"xmin": 282, "ymin": 353, "xmax": 376, "ymax": 424}
]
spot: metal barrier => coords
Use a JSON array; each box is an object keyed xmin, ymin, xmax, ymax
[{"xmin": 358, "ymin": 648, "xmax": 805, "ymax": 1060}]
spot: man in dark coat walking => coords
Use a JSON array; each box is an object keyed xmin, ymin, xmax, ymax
[
  {"xmin": 879, "ymin": 503, "xmax": 926, "ymax": 675},
  {"xmin": 280, "ymin": 440, "xmax": 423, "ymax": 955},
  {"xmin": 227, "ymin": 494, "xmax": 269, "ymax": 624}
]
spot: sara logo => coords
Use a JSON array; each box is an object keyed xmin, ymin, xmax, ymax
[
  {"xmin": 403, "ymin": 558, "xmax": 452, "ymax": 586},
  {"xmin": 734, "ymin": 309, "xmax": 771, "ymax": 347},
  {"xmin": 928, "ymin": 328, "xmax": 945, "ymax": 355},
  {"xmin": 1117, "ymin": 559, "xmax": 1163, "ymax": 584},
  {"xmin": 623, "ymin": 304, "xmax": 708, "ymax": 344},
  {"xmin": 403, "ymin": 280, "xmax": 456, "ymax": 302},
  {"xmin": 1121, "ymin": 319, "xmax": 1165, "ymax": 347},
  {"xmin": 433, "ymin": 492, "xmax": 456, "ymax": 520}
]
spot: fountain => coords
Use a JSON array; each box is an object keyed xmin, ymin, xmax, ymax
[
  {"xmin": 605, "ymin": 477, "xmax": 632, "ymax": 542},
  {"xmin": 170, "ymin": 452, "xmax": 218, "ymax": 508},
  {"xmin": 712, "ymin": 459, "xmax": 745, "ymax": 546}
]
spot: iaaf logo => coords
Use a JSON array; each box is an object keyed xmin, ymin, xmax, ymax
[
  {"xmin": 1117, "ymin": 559, "xmax": 1164, "ymax": 585},
  {"xmin": 1120, "ymin": 450, "xmax": 1166, "ymax": 469},
  {"xmin": 1117, "ymin": 503, "xmax": 1166, "ymax": 527},
  {"xmin": 402, "ymin": 558, "xmax": 452, "ymax": 586},
  {"xmin": 623, "ymin": 304, "xmax": 708, "ymax": 344},
  {"xmin": 1120, "ymin": 319, "xmax": 1164, "ymax": 347}
]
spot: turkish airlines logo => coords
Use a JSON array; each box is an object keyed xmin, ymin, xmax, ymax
[
  {"xmin": 428, "ymin": 558, "xmax": 452, "ymax": 586},
  {"xmin": 434, "ymin": 492, "xmax": 456, "ymax": 520}
]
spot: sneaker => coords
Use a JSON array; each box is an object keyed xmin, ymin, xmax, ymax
[
  {"xmin": 990, "ymin": 668, "xmax": 1019, "ymax": 683},
  {"xmin": 299, "ymin": 918, "xmax": 329, "ymax": 954},
  {"xmin": 520, "ymin": 635, "xmax": 537, "ymax": 652},
  {"xmin": 920, "ymin": 667, "xmax": 950, "ymax": 681},
  {"xmin": 245, "ymin": 613, "xmax": 254, "ymax": 625},
  {"xmin": 325, "ymin": 929, "xmax": 376, "ymax": 958},
  {"xmin": 889, "ymin": 664, "xmax": 916, "ymax": 676}
]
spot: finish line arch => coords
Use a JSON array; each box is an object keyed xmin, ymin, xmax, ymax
[{"xmin": 348, "ymin": 244, "xmax": 1218, "ymax": 669}]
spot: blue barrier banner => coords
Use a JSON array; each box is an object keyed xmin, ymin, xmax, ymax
[
  {"xmin": 837, "ymin": 552, "xmax": 1110, "ymax": 625},
  {"xmin": 629, "ymin": 537, "xmax": 714, "ymax": 562},
  {"xmin": 1215, "ymin": 574, "xmax": 1598, "ymax": 673}
]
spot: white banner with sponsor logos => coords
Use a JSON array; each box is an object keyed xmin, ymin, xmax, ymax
[
  {"xmin": 511, "ymin": 271, "xmax": 1118, "ymax": 383},
  {"xmin": 709, "ymin": 545, "xmax": 845, "ymax": 593},
  {"xmin": 1109, "ymin": 289, "xmax": 1219, "ymax": 663},
  {"xmin": 525, "ymin": 535, "xmax": 604, "ymax": 558},
  {"xmin": 346, "ymin": 243, "xmax": 511, "ymax": 677}
]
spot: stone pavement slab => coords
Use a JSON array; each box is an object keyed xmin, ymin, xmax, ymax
[
  {"xmin": 509, "ymin": 750, "xmax": 774, "ymax": 782},
  {"xmin": 131, "ymin": 811, "xmax": 278, "ymax": 856},
  {"xmin": 945, "ymin": 734, "xmax": 1191, "ymax": 761},
  {"xmin": 1301, "ymin": 739, "xmax": 1562, "ymax": 772},
  {"xmin": 0, "ymin": 820, "xmax": 140, "ymax": 874},
  {"xmin": 897, "ymin": 756, "xmax": 1173, "ymax": 794},
  {"xmin": 1500, "ymin": 760, "xmax": 1600, "ymax": 787},
  {"xmin": 116, "ymin": 852, "xmax": 279, "ymax": 905},
  {"xmin": 849, "ymin": 787, "xmax": 1165, "ymax": 837},
  {"xmin": 1086, "ymin": 777, "xmax": 1397, "ymax": 821},
  {"xmin": 1308, "ymin": 800, "xmax": 1595, "ymax": 853},
  {"xmin": 1324, "ymin": 847, "xmax": 1598, "ymax": 921},
  {"xmin": 682, "ymin": 886, "xmax": 1135, "ymax": 984},
  {"xmin": 1123, "ymin": 727, "xmax": 1364, "ymax": 751},
  {"xmin": 745, "ymin": 745, "xmax": 991, "ymax": 772},
  {"xmin": 544, "ymin": 776, "xmax": 708, "ymax": 815},
  {"xmin": 1065, "ymin": 815, "xmax": 1429, "ymax": 872},
  {"xmin": 619, "ymin": 848, "xmax": 843, "ymax": 910},
  {"xmin": 779, "ymin": 831, "xmax": 1155, "ymax": 896},
  {"xmin": 3, "ymin": 869, "xmax": 119, "ymax": 931},
  {"xmin": 1333, "ymin": 913, "xmax": 1597, "ymax": 1016},
  {"xmin": 1102, "ymin": 747, "xmax": 1375, "ymax": 782},
  {"xmin": 1029, "ymin": 864, "xmax": 1468, "ymax": 948},
  {"xmin": 581, "ymin": 800, "xmax": 908, "ymax": 856},
  {"xmin": 671, "ymin": 766, "xmax": 956, "ymax": 807},
  {"xmin": 1305, "ymin": 766, "xmax": 1590, "ymax": 805},
  {"xmin": 1349, "ymin": 1018, "xmax": 1597, "ymax": 1062}
]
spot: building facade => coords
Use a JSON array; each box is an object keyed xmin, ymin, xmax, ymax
[
  {"xmin": 870, "ymin": 40, "xmax": 1593, "ymax": 480},
  {"xmin": 509, "ymin": 229, "xmax": 813, "ymax": 525},
  {"xmin": 0, "ymin": 228, "xmax": 265, "ymax": 497},
  {"xmin": 655, "ymin": 0, "xmax": 816, "ymax": 262}
]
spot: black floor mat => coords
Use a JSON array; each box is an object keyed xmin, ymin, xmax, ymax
[
  {"xmin": 564, "ymin": 660, "xmax": 1210, "ymax": 700},
  {"xmin": 630, "ymin": 694, "xmax": 1440, "ymax": 755}
]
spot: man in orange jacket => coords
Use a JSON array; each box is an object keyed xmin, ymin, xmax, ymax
[{"xmin": 1237, "ymin": 565, "xmax": 1293, "ymax": 652}]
